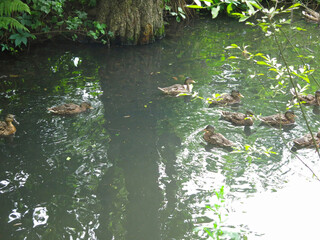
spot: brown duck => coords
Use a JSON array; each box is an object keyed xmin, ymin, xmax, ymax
[
  {"xmin": 221, "ymin": 110, "xmax": 254, "ymax": 126},
  {"xmin": 203, "ymin": 125, "xmax": 234, "ymax": 148},
  {"xmin": 259, "ymin": 110, "xmax": 297, "ymax": 127},
  {"xmin": 0, "ymin": 114, "xmax": 18, "ymax": 136},
  {"xmin": 209, "ymin": 90, "xmax": 244, "ymax": 106},
  {"xmin": 158, "ymin": 77, "xmax": 195, "ymax": 96},
  {"xmin": 48, "ymin": 102, "xmax": 93, "ymax": 115},
  {"xmin": 293, "ymin": 131, "xmax": 320, "ymax": 149},
  {"xmin": 292, "ymin": 89, "xmax": 320, "ymax": 106}
]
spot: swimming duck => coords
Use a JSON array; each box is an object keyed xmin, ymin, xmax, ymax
[
  {"xmin": 221, "ymin": 110, "xmax": 254, "ymax": 126},
  {"xmin": 203, "ymin": 125, "xmax": 234, "ymax": 148},
  {"xmin": 0, "ymin": 114, "xmax": 18, "ymax": 136},
  {"xmin": 209, "ymin": 89, "xmax": 244, "ymax": 106},
  {"xmin": 259, "ymin": 110, "xmax": 297, "ymax": 127},
  {"xmin": 48, "ymin": 102, "xmax": 93, "ymax": 115},
  {"xmin": 291, "ymin": 89, "xmax": 320, "ymax": 106},
  {"xmin": 158, "ymin": 77, "xmax": 195, "ymax": 96},
  {"xmin": 293, "ymin": 131, "xmax": 320, "ymax": 149}
]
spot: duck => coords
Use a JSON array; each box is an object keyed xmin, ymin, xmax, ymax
[
  {"xmin": 0, "ymin": 114, "xmax": 18, "ymax": 136},
  {"xmin": 158, "ymin": 77, "xmax": 195, "ymax": 96},
  {"xmin": 209, "ymin": 89, "xmax": 244, "ymax": 106},
  {"xmin": 221, "ymin": 110, "xmax": 254, "ymax": 126},
  {"xmin": 259, "ymin": 110, "xmax": 297, "ymax": 127},
  {"xmin": 293, "ymin": 131, "xmax": 320, "ymax": 149},
  {"xmin": 48, "ymin": 102, "xmax": 93, "ymax": 115},
  {"xmin": 291, "ymin": 89, "xmax": 320, "ymax": 106},
  {"xmin": 203, "ymin": 125, "xmax": 234, "ymax": 148}
]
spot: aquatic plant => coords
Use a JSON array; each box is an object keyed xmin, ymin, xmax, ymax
[{"xmin": 194, "ymin": 186, "xmax": 248, "ymax": 240}]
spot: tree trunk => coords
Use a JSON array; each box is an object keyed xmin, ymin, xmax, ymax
[{"xmin": 96, "ymin": 0, "xmax": 164, "ymax": 45}]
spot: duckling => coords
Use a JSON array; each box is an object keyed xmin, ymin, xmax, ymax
[
  {"xmin": 291, "ymin": 89, "xmax": 320, "ymax": 106},
  {"xmin": 203, "ymin": 125, "xmax": 234, "ymax": 148},
  {"xmin": 158, "ymin": 77, "xmax": 195, "ymax": 96},
  {"xmin": 221, "ymin": 110, "xmax": 254, "ymax": 126},
  {"xmin": 293, "ymin": 131, "xmax": 320, "ymax": 149},
  {"xmin": 259, "ymin": 110, "xmax": 297, "ymax": 127},
  {"xmin": 0, "ymin": 114, "xmax": 18, "ymax": 136},
  {"xmin": 209, "ymin": 89, "xmax": 244, "ymax": 106},
  {"xmin": 48, "ymin": 102, "xmax": 93, "ymax": 115}
]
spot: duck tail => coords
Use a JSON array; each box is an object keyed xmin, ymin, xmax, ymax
[
  {"xmin": 47, "ymin": 108, "xmax": 56, "ymax": 113},
  {"xmin": 158, "ymin": 87, "xmax": 165, "ymax": 92}
]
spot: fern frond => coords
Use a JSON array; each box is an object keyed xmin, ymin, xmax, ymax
[
  {"xmin": 0, "ymin": 0, "xmax": 30, "ymax": 17},
  {"xmin": 0, "ymin": 16, "xmax": 29, "ymax": 31}
]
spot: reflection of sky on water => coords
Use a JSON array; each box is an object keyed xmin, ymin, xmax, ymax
[
  {"xmin": 231, "ymin": 176, "xmax": 320, "ymax": 239},
  {"xmin": 33, "ymin": 207, "xmax": 49, "ymax": 227},
  {"xmin": 175, "ymin": 125, "xmax": 320, "ymax": 238}
]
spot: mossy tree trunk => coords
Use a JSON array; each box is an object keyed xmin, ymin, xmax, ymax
[{"xmin": 96, "ymin": 0, "xmax": 164, "ymax": 45}]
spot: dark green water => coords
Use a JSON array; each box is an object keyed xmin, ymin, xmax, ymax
[{"xmin": 1, "ymin": 16, "xmax": 320, "ymax": 240}]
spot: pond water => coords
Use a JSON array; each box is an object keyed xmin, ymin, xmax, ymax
[{"xmin": 1, "ymin": 14, "xmax": 320, "ymax": 240}]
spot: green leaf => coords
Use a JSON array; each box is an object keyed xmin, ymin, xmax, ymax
[
  {"xmin": 211, "ymin": 6, "xmax": 220, "ymax": 19},
  {"xmin": 186, "ymin": 5, "xmax": 205, "ymax": 9},
  {"xmin": 294, "ymin": 27, "xmax": 307, "ymax": 31},
  {"xmin": 0, "ymin": 0, "xmax": 30, "ymax": 16},
  {"xmin": 227, "ymin": 3, "xmax": 233, "ymax": 14},
  {"xmin": 256, "ymin": 61, "xmax": 271, "ymax": 66},
  {"xmin": 239, "ymin": 15, "xmax": 250, "ymax": 22}
]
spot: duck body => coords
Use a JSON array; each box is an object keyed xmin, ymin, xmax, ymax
[
  {"xmin": 221, "ymin": 110, "xmax": 254, "ymax": 126},
  {"xmin": 209, "ymin": 90, "xmax": 243, "ymax": 106},
  {"xmin": 0, "ymin": 114, "xmax": 17, "ymax": 136},
  {"xmin": 203, "ymin": 125, "xmax": 234, "ymax": 148},
  {"xmin": 48, "ymin": 102, "xmax": 93, "ymax": 115},
  {"xmin": 294, "ymin": 90, "xmax": 320, "ymax": 105},
  {"xmin": 158, "ymin": 77, "xmax": 195, "ymax": 96},
  {"xmin": 293, "ymin": 131, "xmax": 320, "ymax": 149},
  {"xmin": 259, "ymin": 110, "xmax": 296, "ymax": 127}
]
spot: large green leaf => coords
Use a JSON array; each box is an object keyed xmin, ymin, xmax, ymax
[
  {"xmin": 0, "ymin": 16, "xmax": 29, "ymax": 31},
  {"xmin": 0, "ymin": 0, "xmax": 30, "ymax": 16},
  {"xmin": 211, "ymin": 6, "xmax": 220, "ymax": 19}
]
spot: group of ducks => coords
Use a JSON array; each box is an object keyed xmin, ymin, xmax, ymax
[
  {"xmin": 158, "ymin": 77, "xmax": 320, "ymax": 150},
  {"xmin": 1, "ymin": 78, "xmax": 319, "ymax": 151},
  {"xmin": 0, "ymin": 102, "xmax": 93, "ymax": 137}
]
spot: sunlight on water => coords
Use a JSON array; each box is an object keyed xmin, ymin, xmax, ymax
[{"xmin": 231, "ymin": 176, "xmax": 320, "ymax": 239}]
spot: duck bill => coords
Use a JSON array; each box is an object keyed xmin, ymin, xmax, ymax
[
  {"xmin": 13, "ymin": 118, "xmax": 20, "ymax": 125},
  {"xmin": 239, "ymin": 93, "xmax": 244, "ymax": 98}
]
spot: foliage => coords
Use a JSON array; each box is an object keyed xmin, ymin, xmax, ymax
[
  {"xmin": 232, "ymin": 144, "xmax": 277, "ymax": 164},
  {"xmin": 195, "ymin": 186, "xmax": 247, "ymax": 240},
  {"xmin": 186, "ymin": 0, "xmax": 261, "ymax": 20},
  {"xmin": 164, "ymin": 0, "xmax": 187, "ymax": 22},
  {"xmin": 0, "ymin": 0, "xmax": 113, "ymax": 53},
  {"xmin": 0, "ymin": 0, "xmax": 30, "ymax": 31},
  {"xmin": 226, "ymin": 1, "xmax": 320, "ymax": 163}
]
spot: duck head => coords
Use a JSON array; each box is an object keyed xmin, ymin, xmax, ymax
[
  {"xmin": 231, "ymin": 89, "xmax": 244, "ymax": 99},
  {"xmin": 285, "ymin": 110, "xmax": 296, "ymax": 121},
  {"xmin": 80, "ymin": 102, "xmax": 93, "ymax": 110},
  {"xmin": 204, "ymin": 125, "xmax": 215, "ymax": 134},
  {"xmin": 245, "ymin": 110, "xmax": 254, "ymax": 116},
  {"xmin": 5, "ymin": 114, "xmax": 19, "ymax": 125},
  {"xmin": 184, "ymin": 77, "xmax": 195, "ymax": 85}
]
